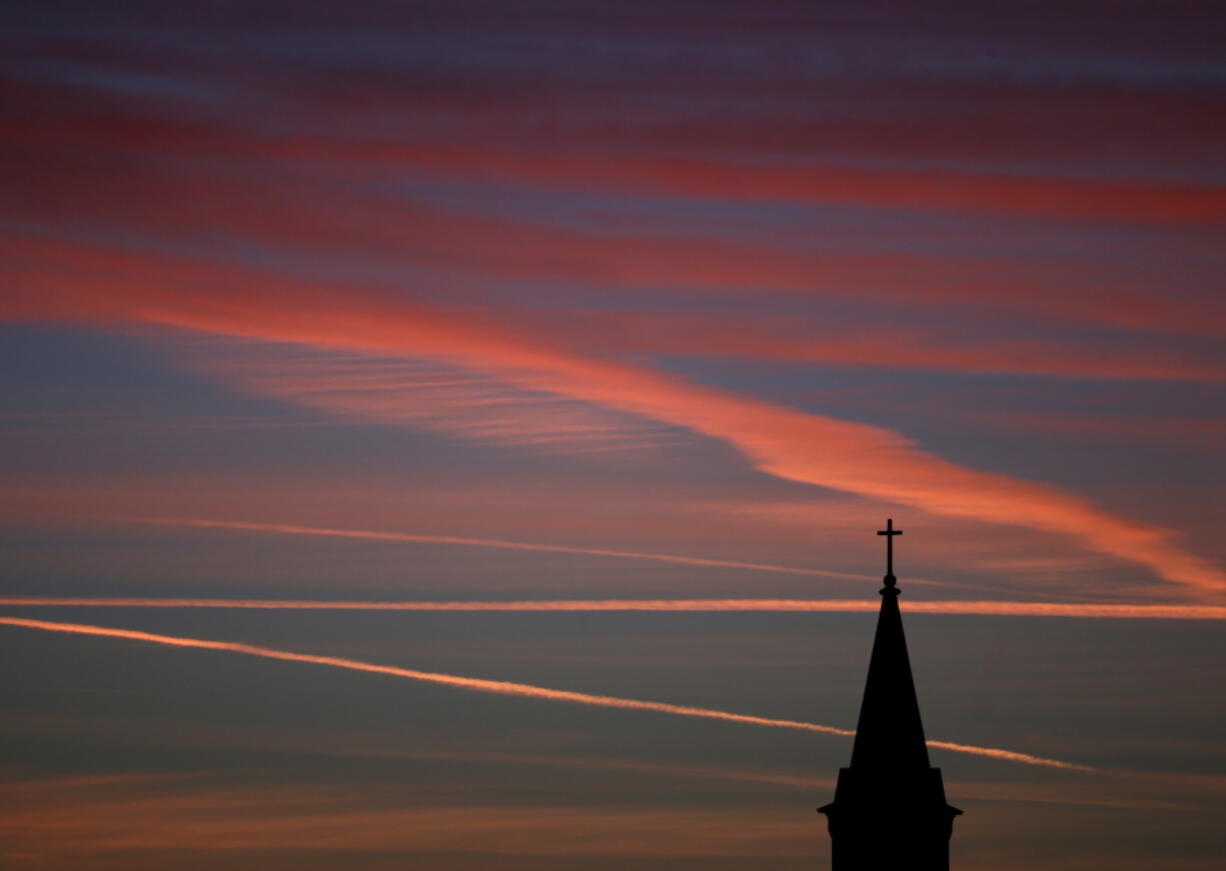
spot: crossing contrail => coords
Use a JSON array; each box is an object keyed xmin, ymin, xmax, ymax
[
  {"xmin": 129, "ymin": 516, "xmax": 972, "ymax": 588},
  {"xmin": 2, "ymin": 597, "xmax": 1221, "ymax": 619},
  {"xmin": 0, "ymin": 615, "xmax": 1094, "ymax": 772}
]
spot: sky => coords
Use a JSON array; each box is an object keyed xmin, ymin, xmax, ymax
[{"xmin": 1, "ymin": 1, "xmax": 1224, "ymax": 869}]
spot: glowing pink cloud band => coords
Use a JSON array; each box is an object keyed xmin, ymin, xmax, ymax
[
  {"xmin": 6, "ymin": 246, "xmax": 1222, "ymax": 595},
  {"xmin": 0, "ymin": 616, "xmax": 1092, "ymax": 771}
]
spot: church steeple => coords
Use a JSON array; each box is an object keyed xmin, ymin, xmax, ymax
[{"xmin": 818, "ymin": 520, "xmax": 962, "ymax": 870}]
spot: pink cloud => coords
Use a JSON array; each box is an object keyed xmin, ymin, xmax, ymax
[{"xmin": 3, "ymin": 240, "xmax": 1223, "ymax": 596}]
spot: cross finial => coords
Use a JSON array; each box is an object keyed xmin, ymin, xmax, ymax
[{"xmin": 876, "ymin": 518, "xmax": 902, "ymax": 591}]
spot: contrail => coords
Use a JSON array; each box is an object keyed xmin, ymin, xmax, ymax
[
  {"xmin": 0, "ymin": 616, "xmax": 1093, "ymax": 772},
  {"xmin": 129, "ymin": 516, "xmax": 877, "ymax": 581},
  {"xmin": 126, "ymin": 516, "xmax": 981, "ymax": 590},
  {"xmin": 3, "ymin": 597, "xmax": 1222, "ymax": 620}
]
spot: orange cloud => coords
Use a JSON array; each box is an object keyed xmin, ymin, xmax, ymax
[
  {"xmin": 5, "ymin": 138, "xmax": 1223, "ymax": 343},
  {"xmin": 4, "ymin": 239, "xmax": 1223, "ymax": 596},
  {"xmin": 11, "ymin": 80, "xmax": 1226, "ymax": 229},
  {"xmin": 0, "ymin": 773, "xmax": 815, "ymax": 857},
  {"xmin": 545, "ymin": 312, "xmax": 1224, "ymax": 382},
  {"xmin": 0, "ymin": 616, "xmax": 1092, "ymax": 771},
  {"xmin": 300, "ymin": 142, "xmax": 1226, "ymax": 227}
]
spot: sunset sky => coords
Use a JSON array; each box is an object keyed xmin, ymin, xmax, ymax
[{"xmin": 2, "ymin": 2, "xmax": 1225, "ymax": 869}]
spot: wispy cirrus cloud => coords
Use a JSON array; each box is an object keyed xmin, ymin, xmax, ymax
[
  {"xmin": 2, "ymin": 14, "xmax": 1222, "ymax": 599},
  {"xmin": 182, "ymin": 341, "xmax": 686, "ymax": 455},
  {"xmin": 5, "ymin": 72, "xmax": 1225, "ymax": 345},
  {"xmin": 3, "ymin": 243, "xmax": 1223, "ymax": 595},
  {"xmin": 3, "ymin": 10, "xmax": 1225, "ymax": 871},
  {"xmin": 522, "ymin": 311, "xmax": 1225, "ymax": 382},
  {"xmin": 0, "ymin": 772, "xmax": 816, "ymax": 858}
]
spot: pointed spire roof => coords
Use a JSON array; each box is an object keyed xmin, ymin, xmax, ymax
[
  {"xmin": 848, "ymin": 519, "xmax": 931, "ymax": 773},
  {"xmin": 819, "ymin": 520, "xmax": 962, "ymax": 864}
]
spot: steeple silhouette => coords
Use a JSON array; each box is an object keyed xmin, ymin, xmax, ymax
[{"xmin": 818, "ymin": 519, "xmax": 962, "ymax": 870}]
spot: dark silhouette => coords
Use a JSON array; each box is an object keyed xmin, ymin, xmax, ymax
[{"xmin": 818, "ymin": 519, "xmax": 962, "ymax": 870}]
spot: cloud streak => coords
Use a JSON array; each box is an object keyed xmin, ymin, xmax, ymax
[
  {"xmin": 4, "ymin": 597, "xmax": 1225, "ymax": 620},
  {"xmin": 186, "ymin": 346, "xmax": 684, "ymax": 455},
  {"xmin": 0, "ymin": 616, "xmax": 1092, "ymax": 771}
]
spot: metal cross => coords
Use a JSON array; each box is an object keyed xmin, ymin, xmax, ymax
[{"xmin": 877, "ymin": 518, "xmax": 902, "ymax": 581}]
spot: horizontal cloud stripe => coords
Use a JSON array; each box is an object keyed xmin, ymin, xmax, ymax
[{"xmin": 2, "ymin": 597, "xmax": 1223, "ymax": 620}]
